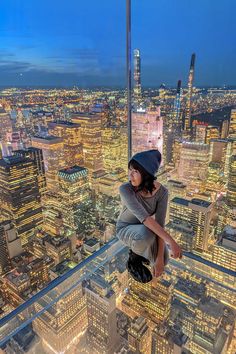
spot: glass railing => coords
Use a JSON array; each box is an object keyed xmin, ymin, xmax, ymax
[{"xmin": 0, "ymin": 237, "xmax": 235, "ymax": 353}]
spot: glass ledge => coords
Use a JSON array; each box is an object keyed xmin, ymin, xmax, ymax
[{"xmin": 0, "ymin": 237, "xmax": 235, "ymax": 353}]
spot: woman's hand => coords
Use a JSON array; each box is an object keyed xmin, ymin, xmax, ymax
[
  {"xmin": 168, "ymin": 239, "xmax": 182, "ymax": 259},
  {"xmin": 153, "ymin": 258, "xmax": 165, "ymax": 278}
]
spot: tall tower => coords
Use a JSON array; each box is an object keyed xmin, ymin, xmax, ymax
[
  {"xmin": 183, "ymin": 53, "xmax": 196, "ymax": 136},
  {"xmin": 173, "ymin": 79, "xmax": 182, "ymax": 134},
  {"xmin": 228, "ymin": 109, "xmax": 236, "ymax": 139},
  {"xmin": 134, "ymin": 49, "xmax": 142, "ymax": 103},
  {"xmin": 226, "ymin": 155, "xmax": 236, "ymax": 207},
  {"xmin": 0, "ymin": 156, "xmax": 43, "ymax": 246}
]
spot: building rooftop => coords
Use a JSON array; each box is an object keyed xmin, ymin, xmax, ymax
[
  {"xmin": 185, "ymin": 251, "xmax": 236, "ymax": 277},
  {"xmin": 58, "ymin": 165, "xmax": 87, "ymax": 176},
  {"xmin": 49, "ymin": 120, "xmax": 81, "ymax": 128},
  {"xmin": 171, "ymin": 197, "xmax": 211, "ymax": 208},
  {"xmin": 84, "ymin": 238, "xmax": 100, "ymax": 247},
  {"xmin": 0, "ymin": 156, "xmax": 30, "ymax": 167}
]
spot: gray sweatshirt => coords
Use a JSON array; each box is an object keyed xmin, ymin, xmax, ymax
[{"xmin": 116, "ymin": 181, "xmax": 169, "ymax": 231}]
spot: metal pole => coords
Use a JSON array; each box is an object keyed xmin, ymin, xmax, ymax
[{"xmin": 126, "ymin": 0, "xmax": 132, "ymax": 161}]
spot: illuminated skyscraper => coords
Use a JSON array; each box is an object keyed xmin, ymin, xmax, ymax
[
  {"xmin": 166, "ymin": 80, "xmax": 183, "ymax": 164},
  {"xmin": 71, "ymin": 113, "xmax": 104, "ymax": 183},
  {"xmin": 101, "ymin": 127, "xmax": 124, "ymax": 174},
  {"xmin": 173, "ymin": 79, "xmax": 182, "ymax": 132},
  {"xmin": 31, "ymin": 136, "xmax": 65, "ymax": 192},
  {"xmin": 226, "ymin": 155, "xmax": 236, "ymax": 207},
  {"xmin": 228, "ymin": 109, "xmax": 236, "ymax": 138},
  {"xmin": 128, "ymin": 317, "xmax": 151, "ymax": 354},
  {"xmin": 177, "ymin": 142, "xmax": 209, "ymax": 191},
  {"xmin": 0, "ymin": 156, "xmax": 43, "ymax": 246},
  {"xmin": 205, "ymin": 125, "xmax": 220, "ymax": 144},
  {"xmin": 132, "ymin": 107, "xmax": 163, "ymax": 158},
  {"xmin": 86, "ymin": 275, "xmax": 120, "ymax": 354},
  {"xmin": 169, "ymin": 197, "xmax": 212, "ymax": 252},
  {"xmin": 48, "ymin": 121, "xmax": 84, "ymax": 168},
  {"xmin": 58, "ymin": 166, "xmax": 90, "ymax": 232},
  {"xmin": 183, "ymin": 53, "xmax": 196, "ymax": 137},
  {"xmin": 151, "ymin": 323, "xmax": 187, "ymax": 354},
  {"xmin": 33, "ymin": 282, "xmax": 87, "ymax": 354},
  {"xmin": 134, "ymin": 49, "xmax": 142, "ymax": 103},
  {"xmin": 13, "ymin": 147, "xmax": 47, "ymax": 196},
  {"xmin": 221, "ymin": 120, "xmax": 229, "ymax": 139}
]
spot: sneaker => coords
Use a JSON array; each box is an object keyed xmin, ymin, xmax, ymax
[
  {"xmin": 129, "ymin": 249, "xmax": 150, "ymax": 265},
  {"xmin": 126, "ymin": 252, "xmax": 152, "ymax": 283}
]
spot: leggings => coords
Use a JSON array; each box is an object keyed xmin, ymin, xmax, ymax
[{"xmin": 116, "ymin": 223, "xmax": 169, "ymax": 267}]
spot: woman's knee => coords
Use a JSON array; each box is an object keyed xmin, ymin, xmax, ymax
[{"xmin": 131, "ymin": 232, "xmax": 155, "ymax": 255}]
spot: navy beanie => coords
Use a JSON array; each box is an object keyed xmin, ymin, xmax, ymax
[{"xmin": 130, "ymin": 149, "xmax": 161, "ymax": 177}]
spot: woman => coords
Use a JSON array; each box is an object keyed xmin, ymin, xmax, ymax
[{"xmin": 116, "ymin": 149, "xmax": 182, "ymax": 283}]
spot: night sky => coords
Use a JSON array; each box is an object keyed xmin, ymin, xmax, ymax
[{"xmin": 0, "ymin": 0, "xmax": 235, "ymax": 87}]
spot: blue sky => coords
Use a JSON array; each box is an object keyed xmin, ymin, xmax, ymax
[{"xmin": 0, "ymin": 0, "xmax": 235, "ymax": 87}]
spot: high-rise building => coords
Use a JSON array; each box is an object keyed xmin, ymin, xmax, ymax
[
  {"xmin": 71, "ymin": 113, "xmax": 104, "ymax": 183},
  {"xmin": 205, "ymin": 125, "xmax": 220, "ymax": 144},
  {"xmin": 169, "ymin": 197, "xmax": 212, "ymax": 252},
  {"xmin": 183, "ymin": 53, "xmax": 196, "ymax": 137},
  {"xmin": 173, "ymin": 79, "xmax": 182, "ymax": 134},
  {"xmin": 48, "ymin": 121, "xmax": 84, "ymax": 168},
  {"xmin": 33, "ymin": 282, "xmax": 87, "ymax": 354},
  {"xmin": 228, "ymin": 109, "xmax": 236, "ymax": 138},
  {"xmin": 45, "ymin": 236, "xmax": 71, "ymax": 265},
  {"xmin": 0, "ymin": 156, "xmax": 43, "ymax": 246},
  {"xmin": 151, "ymin": 323, "xmax": 188, "ymax": 354},
  {"xmin": 86, "ymin": 275, "xmax": 120, "ymax": 354},
  {"xmin": 134, "ymin": 49, "xmax": 142, "ymax": 103},
  {"xmin": 132, "ymin": 107, "xmax": 163, "ymax": 158},
  {"xmin": 128, "ymin": 317, "xmax": 151, "ymax": 354},
  {"xmin": 226, "ymin": 155, "xmax": 236, "ymax": 207},
  {"xmin": 58, "ymin": 166, "xmax": 90, "ymax": 232},
  {"xmin": 122, "ymin": 279, "xmax": 173, "ymax": 326},
  {"xmin": 165, "ymin": 80, "xmax": 183, "ymax": 164},
  {"xmin": 221, "ymin": 120, "xmax": 229, "ymax": 139},
  {"xmin": 31, "ymin": 136, "xmax": 65, "ymax": 192},
  {"xmin": 210, "ymin": 226, "xmax": 236, "ymax": 272},
  {"xmin": 177, "ymin": 142, "xmax": 209, "ymax": 191},
  {"xmin": 13, "ymin": 147, "xmax": 47, "ymax": 196},
  {"xmin": 101, "ymin": 127, "xmax": 124, "ymax": 174}
]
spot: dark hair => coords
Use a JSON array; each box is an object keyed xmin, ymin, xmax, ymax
[{"xmin": 128, "ymin": 159, "xmax": 157, "ymax": 194}]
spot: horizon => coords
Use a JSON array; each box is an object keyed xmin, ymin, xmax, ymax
[{"xmin": 1, "ymin": 0, "xmax": 236, "ymax": 87}]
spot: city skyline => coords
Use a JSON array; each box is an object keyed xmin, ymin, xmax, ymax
[{"xmin": 0, "ymin": 0, "xmax": 236, "ymax": 87}]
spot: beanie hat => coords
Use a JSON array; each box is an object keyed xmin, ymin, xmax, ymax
[{"xmin": 130, "ymin": 149, "xmax": 161, "ymax": 177}]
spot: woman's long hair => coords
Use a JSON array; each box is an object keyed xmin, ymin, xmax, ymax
[{"xmin": 128, "ymin": 157, "xmax": 160, "ymax": 194}]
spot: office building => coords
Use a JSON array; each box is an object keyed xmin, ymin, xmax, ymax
[{"xmin": 0, "ymin": 156, "xmax": 43, "ymax": 246}]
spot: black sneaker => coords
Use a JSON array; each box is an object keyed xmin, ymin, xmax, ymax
[
  {"xmin": 126, "ymin": 251, "xmax": 152, "ymax": 283},
  {"xmin": 129, "ymin": 249, "xmax": 150, "ymax": 265}
]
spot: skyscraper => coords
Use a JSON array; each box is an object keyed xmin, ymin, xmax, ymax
[
  {"xmin": 48, "ymin": 121, "xmax": 84, "ymax": 168},
  {"xmin": 132, "ymin": 107, "xmax": 163, "ymax": 157},
  {"xmin": 0, "ymin": 156, "xmax": 43, "ymax": 246},
  {"xmin": 58, "ymin": 166, "xmax": 90, "ymax": 232},
  {"xmin": 228, "ymin": 109, "xmax": 236, "ymax": 139},
  {"xmin": 169, "ymin": 197, "xmax": 212, "ymax": 252},
  {"xmin": 226, "ymin": 155, "xmax": 236, "ymax": 207},
  {"xmin": 134, "ymin": 49, "xmax": 142, "ymax": 103},
  {"xmin": 31, "ymin": 136, "xmax": 65, "ymax": 192},
  {"xmin": 183, "ymin": 53, "xmax": 196, "ymax": 137},
  {"xmin": 13, "ymin": 147, "xmax": 47, "ymax": 196},
  {"xmin": 173, "ymin": 79, "xmax": 182, "ymax": 134},
  {"xmin": 86, "ymin": 275, "xmax": 120, "ymax": 354},
  {"xmin": 128, "ymin": 317, "xmax": 151, "ymax": 354}
]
